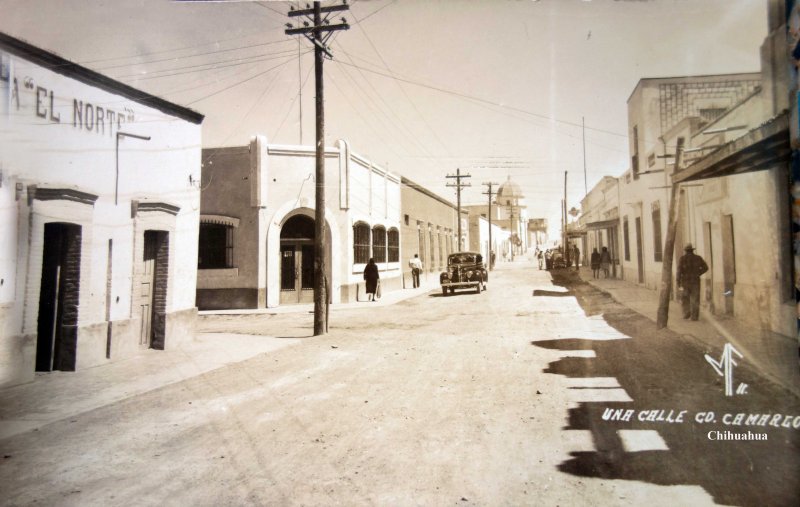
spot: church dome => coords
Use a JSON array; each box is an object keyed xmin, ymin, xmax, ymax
[{"xmin": 497, "ymin": 176, "xmax": 524, "ymax": 202}]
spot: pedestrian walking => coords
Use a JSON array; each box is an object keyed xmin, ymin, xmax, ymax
[
  {"xmin": 572, "ymin": 245, "xmax": 580, "ymax": 270},
  {"xmin": 537, "ymin": 248, "xmax": 544, "ymax": 270},
  {"xmin": 590, "ymin": 248, "xmax": 600, "ymax": 279},
  {"xmin": 408, "ymin": 254, "xmax": 422, "ymax": 288},
  {"xmin": 600, "ymin": 246, "xmax": 611, "ymax": 278},
  {"xmin": 364, "ymin": 258, "xmax": 380, "ymax": 301},
  {"xmin": 490, "ymin": 250, "xmax": 496, "ymax": 269},
  {"xmin": 676, "ymin": 243, "xmax": 709, "ymax": 321}
]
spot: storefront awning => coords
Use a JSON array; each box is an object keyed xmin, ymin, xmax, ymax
[
  {"xmin": 674, "ymin": 111, "xmax": 790, "ymax": 183},
  {"xmin": 584, "ymin": 218, "xmax": 620, "ymax": 231}
]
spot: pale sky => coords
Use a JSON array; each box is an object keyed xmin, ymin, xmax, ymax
[{"xmin": 0, "ymin": 0, "xmax": 768, "ymax": 234}]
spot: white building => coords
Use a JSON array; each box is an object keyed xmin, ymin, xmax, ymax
[
  {"xmin": 197, "ymin": 137, "xmax": 402, "ymax": 309},
  {"xmin": 0, "ymin": 33, "xmax": 203, "ymax": 387}
]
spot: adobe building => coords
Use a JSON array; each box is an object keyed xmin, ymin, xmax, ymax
[
  {"xmin": 0, "ymin": 33, "xmax": 204, "ymax": 387},
  {"xmin": 197, "ymin": 137, "xmax": 402, "ymax": 309},
  {"xmin": 666, "ymin": 0, "xmax": 793, "ymax": 338},
  {"xmin": 577, "ymin": 176, "xmax": 621, "ymax": 277},
  {"xmin": 619, "ymin": 73, "xmax": 761, "ymax": 289},
  {"xmin": 399, "ymin": 176, "xmax": 464, "ymax": 286}
]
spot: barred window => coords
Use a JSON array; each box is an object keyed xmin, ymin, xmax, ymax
[
  {"xmin": 388, "ymin": 228, "xmax": 399, "ymax": 262},
  {"xmin": 372, "ymin": 225, "xmax": 386, "ymax": 263},
  {"xmin": 198, "ymin": 223, "xmax": 233, "ymax": 269},
  {"xmin": 354, "ymin": 222, "xmax": 370, "ymax": 264}
]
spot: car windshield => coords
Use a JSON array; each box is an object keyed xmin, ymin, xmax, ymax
[{"xmin": 449, "ymin": 254, "xmax": 476, "ymax": 265}]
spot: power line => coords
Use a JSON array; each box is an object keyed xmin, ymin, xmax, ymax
[
  {"xmin": 95, "ymin": 38, "xmax": 295, "ymax": 72},
  {"xmin": 348, "ymin": 15, "xmax": 453, "ymax": 158},
  {"xmin": 113, "ymin": 47, "xmax": 306, "ymax": 81},
  {"xmin": 185, "ymin": 54, "xmax": 298, "ymax": 105},
  {"xmin": 355, "ymin": 0, "xmax": 398, "ymax": 24},
  {"xmin": 334, "ymin": 59, "xmax": 628, "ymax": 139},
  {"xmin": 331, "ymin": 58, "xmax": 444, "ymax": 169}
]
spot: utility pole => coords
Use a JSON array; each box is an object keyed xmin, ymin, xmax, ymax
[
  {"xmin": 483, "ymin": 181, "xmax": 499, "ymax": 269},
  {"xmin": 656, "ymin": 137, "xmax": 684, "ymax": 329},
  {"xmin": 446, "ymin": 168, "xmax": 471, "ymax": 252},
  {"xmin": 286, "ymin": 1, "xmax": 349, "ymax": 336},
  {"xmin": 563, "ymin": 170, "xmax": 568, "ymax": 263}
]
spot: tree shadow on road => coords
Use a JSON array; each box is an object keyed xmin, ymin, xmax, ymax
[{"xmin": 531, "ymin": 270, "xmax": 800, "ymax": 507}]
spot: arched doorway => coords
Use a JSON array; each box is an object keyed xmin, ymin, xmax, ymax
[{"xmin": 280, "ymin": 214, "xmax": 315, "ymax": 304}]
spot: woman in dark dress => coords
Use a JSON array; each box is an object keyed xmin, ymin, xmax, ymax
[
  {"xmin": 363, "ymin": 258, "xmax": 380, "ymax": 301},
  {"xmin": 590, "ymin": 248, "xmax": 601, "ymax": 279}
]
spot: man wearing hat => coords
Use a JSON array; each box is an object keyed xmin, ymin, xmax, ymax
[{"xmin": 676, "ymin": 243, "xmax": 709, "ymax": 321}]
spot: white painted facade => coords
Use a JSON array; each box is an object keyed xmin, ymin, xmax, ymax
[
  {"xmin": 0, "ymin": 34, "xmax": 203, "ymax": 387},
  {"xmin": 197, "ymin": 137, "xmax": 402, "ymax": 309}
]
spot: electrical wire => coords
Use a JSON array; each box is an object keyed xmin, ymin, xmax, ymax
[
  {"xmin": 346, "ymin": 17, "xmax": 453, "ymax": 158},
  {"xmin": 95, "ymin": 38, "xmax": 295, "ymax": 72},
  {"xmin": 334, "ymin": 59, "xmax": 628, "ymax": 139},
  {"xmin": 185, "ymin": 54, "xmax": 298, "ymax": 105},
  {"xmin": 112, "ymin": 47, "xmax": 305, "ymax": 81}
]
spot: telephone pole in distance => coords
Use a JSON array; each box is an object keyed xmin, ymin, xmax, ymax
[
  {"xmin": 446, "ymin": 168, "xmax": 471, "ymax": 252},
  {"xmin": 482, "ymin": 181, "xmax": 499, "ymax": 269}
]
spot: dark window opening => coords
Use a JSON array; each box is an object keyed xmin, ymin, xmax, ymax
[{"xmin": 198, "ymin": 223, "xmax": 233, "ymax": 269}]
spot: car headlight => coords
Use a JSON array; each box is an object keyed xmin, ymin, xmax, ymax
[{"xmin": 466, "ymin": 270, "xmax": 473, "ymax": 278}]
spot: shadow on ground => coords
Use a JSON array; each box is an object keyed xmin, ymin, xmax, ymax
[{"xmin": 532, "ymin": 269, "xmax": 800, "ymax": 507}]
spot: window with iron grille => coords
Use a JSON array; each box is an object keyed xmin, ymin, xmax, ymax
[
  {"xmin": 372, "ymin": 225, "xmax": 387, "ymax": 262},
  {"xmin": 353, "ymin": 222, "xmax": 370, "ymax": 264},
  {"xmin": 198, "ymin": 223, "xmax": 233, "ymax": 269},
  {"xmin": 387, "ymin": 228, "xmax": 399, "ymax": 262}
]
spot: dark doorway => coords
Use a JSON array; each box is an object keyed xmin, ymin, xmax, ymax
[
  {"xmin": 139, "ymin": 230, "xmax": 169, "ymax": 350},
  {"xmin": 36, "ymin": 222, "xmax": 82, "ymax": 372},
  {"xmin": 721, "ymin": 214, "xmax": 736, "ymax": 315},
  {"xmin": 280, "ymin": 215, "xmax": 316, "ymax": 304},
  {"xmin": 635, "ymin": 216, "xmax": 644, "ymax": 284}
]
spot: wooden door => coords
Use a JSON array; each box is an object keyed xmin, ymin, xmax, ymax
[{"xmin": 139, "ymin": 232, "xmax": 157, "ymax": 347}]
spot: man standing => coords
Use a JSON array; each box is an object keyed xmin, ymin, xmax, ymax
[
  {"xmin": 676, "ymin": 243, "xmax": 709, "ymax": 321},
  {"xmin": 409, "ymin": 254, "xmax": 423, "ymax": 288}
]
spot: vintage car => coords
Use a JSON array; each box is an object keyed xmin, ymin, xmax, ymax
[{"xmin": 440, "ymin": 251, "xmax": 488, "ymax": 295}]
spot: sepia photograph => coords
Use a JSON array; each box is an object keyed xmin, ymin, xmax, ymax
[{"xmin": 0, "ymin": 0, "xmax": 798, "ymax": 505}]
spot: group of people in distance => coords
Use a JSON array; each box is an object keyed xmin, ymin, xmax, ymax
[
  {"xmin": 532, "ymin": 242, "xmax": 707, "ymax": 322},
  {"xmin": 589, "ymin": 246, "xmax": 612, "ymax": 279}
]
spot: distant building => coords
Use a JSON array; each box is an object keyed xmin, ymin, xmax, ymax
[
  {"xmin": 464, "ymin": 175, "xmax": 530, "ymax": 258},
  {"xmin": 620, "ymin": 72, "xmax": 761, "ymax": 288},
  {"xmin": 666, "ymin": 0, "xmax": 792, "ymax": 337},
  {"xmin": 0, "ymin": 33, "xmax": 204, "ymax": 387},
  {"xmin": 197, "ymin": 138, "xmax": 402, "ymax": 309},
  {"xmin": 400, "ymin": 177, "xmax": 464, "ymax": 285},
  {"xmin": 578, "ymin": 176, "xmax": 621, "ymax": 277}
]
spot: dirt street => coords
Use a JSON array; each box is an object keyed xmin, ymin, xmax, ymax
[{"xmin": 0, "ymin": 260, "xmax": 797, "ymax": 506}]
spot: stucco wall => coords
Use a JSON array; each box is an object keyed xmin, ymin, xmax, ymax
[{"xmin": 0, "ymin": 46, "xmax": 202, "ymax": 386}]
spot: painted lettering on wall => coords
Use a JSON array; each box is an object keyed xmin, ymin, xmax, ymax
[{"xmin": 12, "ymin": 73, "xmax": 136, "ymax": 135}]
